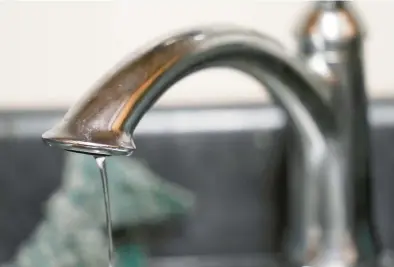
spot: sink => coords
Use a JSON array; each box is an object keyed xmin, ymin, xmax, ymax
[{"xmin": 0, "ymin": 101, "xmax": 394, "ymax": 264}]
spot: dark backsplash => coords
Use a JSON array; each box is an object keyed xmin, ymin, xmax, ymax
[{"xmin": 1, "ymin": 104, "xmax": 394, "ymax": 263}]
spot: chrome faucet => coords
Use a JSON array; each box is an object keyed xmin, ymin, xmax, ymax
[{"xmin": 42, "ymin": 1, "xmax": 382, "ymax": 267}]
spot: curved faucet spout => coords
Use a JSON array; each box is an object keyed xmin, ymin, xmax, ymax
[
  {"xmin": 42, "ymin": 26, "xmax": 335, "ymax": 157},
  {"xmin": 42, "ymin": 26, "xmax": 344, "ymax": 266}
]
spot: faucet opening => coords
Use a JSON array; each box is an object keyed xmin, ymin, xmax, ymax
[
  {"xmin": 42, "ymin": 103, "xmax": 136, "ymax": 156},
  {"xmin": 42, "ymin": 129, "xmax": 135, "ymax": 156}
]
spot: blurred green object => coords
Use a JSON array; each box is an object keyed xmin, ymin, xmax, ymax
[
  {"xmin": 5, "ymin": 154, "xmax": 194, "ymax": 267},
  {"xmin": 116, "ymin": 245, "xmax": 147, "ymax": 267}
]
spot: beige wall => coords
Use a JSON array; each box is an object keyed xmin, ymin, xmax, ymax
[{"xmin": 0, "ymin": 0, "xmax": 393, "ymax": 110}]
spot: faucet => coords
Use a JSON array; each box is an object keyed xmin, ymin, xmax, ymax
[{"xmin": 42, "ymin": 1, "xmax": 382, "ymax": 267}]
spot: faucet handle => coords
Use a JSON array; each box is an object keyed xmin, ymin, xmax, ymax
[
  {"xmin": 293, "ymin": 0, "xmax": 366, "ymax": 87},
  {"xmin": 295, "ymin": 0, "xmax": 365, "ymax": 48}
]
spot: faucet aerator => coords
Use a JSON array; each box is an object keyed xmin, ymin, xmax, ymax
[{"xmin": 42, "ymin": 125, "xmax": 136, "ymax": 157}]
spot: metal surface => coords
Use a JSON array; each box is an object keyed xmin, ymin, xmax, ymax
[
  {"xmin": 42, "ymin": 3, "xmax": 380, "ymax": 267},
  {"xmin": 42, "ymin": 26, "xmax": 335, "ymax": 157},
  {"xmin": 295, "ymin": 1, "xmax": 380, "ymax": 266}
]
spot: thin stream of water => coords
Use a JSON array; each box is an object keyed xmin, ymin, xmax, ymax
[{"xmin": 95, "ymin": 156, "xmax": 115, "ymax": 267}]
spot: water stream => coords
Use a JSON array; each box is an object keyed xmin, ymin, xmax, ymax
[{"xmin": 95, "ymin": 156, "xmax": 115, "ymax": 267}]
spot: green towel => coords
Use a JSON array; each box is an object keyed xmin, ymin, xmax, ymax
[{"xmin": 5, "ymin": 153, "xmax": 194, "ymax": 267}]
